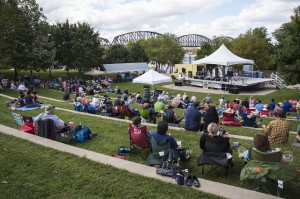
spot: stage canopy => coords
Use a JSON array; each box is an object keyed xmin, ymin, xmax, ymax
[
  {"xmin": 84, "ymin": 69, "xmax": 106, "ymax": 76},
  {"xmin": 133, "ymin": 69, "xmax": 172, "ymax": 85},
  {"xmin": 193, "ymin": 44, "xmax": 254, "ymax": 66},
  {"xmin": 103, "ymin": 62, "xmax": 149, "ymax": 73}
]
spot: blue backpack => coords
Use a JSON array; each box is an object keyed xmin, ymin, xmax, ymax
[{"xmin": 75, "ymin": 126, "xmax": 91, "ymax": 142}]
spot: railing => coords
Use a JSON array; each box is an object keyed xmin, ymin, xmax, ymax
[{"xmin": 270, "ymin": 73, "xmax": 286, "ymax": 89}]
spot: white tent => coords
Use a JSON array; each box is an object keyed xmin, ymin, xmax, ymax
[
  {"xmin": 193, "ymin": 44, "xmax": 254, "ymax": 66},
  {"xmin": 84, "ymin": 69, "xmax": 106, "ymax": 76},
  {"xmin": 132, "ymin": 70, "xmax": 172, "ymax": 85}
]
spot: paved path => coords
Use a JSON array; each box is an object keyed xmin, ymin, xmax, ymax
[{"xmin": 0, "ymin": 124, "xmax": 280, "ymax": 199}]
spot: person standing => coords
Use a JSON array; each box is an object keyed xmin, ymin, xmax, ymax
[{"xmin": 184, "ymin": 100, "xmax": 201, "ymax": 131}]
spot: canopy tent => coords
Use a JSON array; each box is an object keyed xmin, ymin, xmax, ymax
[
  {"xmin": 103, "ymin": 62, "xmax": 149, "ymax": 73},
  {"xmin": 133, "ymin": 69, "xmax": 172, "ymax": 85},
  {"xmin": 193, "ymin": 44, "xmax": 254, "ymax": 66},
  {"xmin": 84, "ymin": 69, "xmax": 106, "ymax": 76}
]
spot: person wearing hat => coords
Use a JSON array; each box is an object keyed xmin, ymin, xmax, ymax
[
  {"xmin": 162, "ymin": 105, "xmax": 183, "ymax": 126},
  {"xmin": 34, "ymin": 105, "xmax": 74, "ymax": 132},
  {"xmin": 262, "ymin": 110, "xmax": 290, "ymax": 144},
  {"xmin": 91, "ymin": 94, "xmax": 101, "ymax": 107}
]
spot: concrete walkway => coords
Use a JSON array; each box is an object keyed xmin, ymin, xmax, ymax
[{"xmin": 0, "ymin": 124, "xmax": 280, "ymax": 199}]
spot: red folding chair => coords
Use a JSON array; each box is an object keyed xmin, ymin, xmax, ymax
[
  {"xmin": 261, "ymin": 109, "xmax": 269, "ymax": 117},
  {"xmin": 129, "ymin": 124, "xmax": 150, "ymax": 159},
  {"xmin": 223, "ymin": 112, "xmax": 234, "ymax": 121}
]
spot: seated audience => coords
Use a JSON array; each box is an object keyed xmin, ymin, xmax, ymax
[
  {"xmin": 203, "ymin": 94, "xmax": 213, "ymax": 104},
  {"xmin": 233, "ymin": 100, "xmax": 243, "ymax": 114},
  {"xmin": 150, "ymin": 121, "xmax": 190, "ymax": 160},
  {"xmin": 203, "ymin": 106, "xmax": 219, "ymax": 133},
  {"xmin": 269, "ymin": 99, "xmax": 276, "ymax": 111},
  {"xmin": 24, "ymin": 90, "xmax": 34, "ymax": 105},
  {"xmin": 162, "ymin": 105, "xmax": 183, "ymax": 125},
  {"xmin": 34, "ymin": 105, "xmax": 74, "ymax": 134},
  {"xmin": 282, "ymin": 99, "xmax": 291, "ymax": 112},
  {"xmin": 239, "ymin": 134, "xmax": 290, "ymax": 164},
  {"xmin": 63, "ymin": 91, "xmax": 71, "ymax": 101},
  {"xmin": 90, "ymin": 94, "xmax": 101, "ymax": 107},
  {"xmin": 114, "ymin": 95, "xmax": 121, "ymax": 107},
  {"xmin": 255, "ymin": 100, "xmax": 264, "ymax": 112},
  {"xmin": 154, "ymin": 98, "xmax": 165, "ymax": 113},
  {"xmin": 241, "ymin": 98, "xmax": 249, "ymax": 109},
  {"xmin": 262, "ymin": 110, "xmax": 290, "ymax": 144},
  {"xmin": 200, "ymin": 122, "xmax": 232, "ymax": 153},
  {"xmin": 184, "ymin": 100, "xmax": 201, "ymax": 131}
]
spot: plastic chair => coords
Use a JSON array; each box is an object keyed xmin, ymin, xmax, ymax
[
  {"xmin": 129, "ymin": 124, "xmax": 150, "ymax": 159},
  {"xmin": 261, "ymin": 109, "xmax": 269, "ymax": 117},
  {"xmin": 11, "ymin": 112, "xmax": 34, "ymax": 134}
]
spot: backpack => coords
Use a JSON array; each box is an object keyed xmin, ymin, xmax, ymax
[
  {"xmin": 163, "ymin": 110, "xmax": 174, "ymax": 123},
  {"xmin": 74, "ymin": 125, "xmax": 91, "ymax": 142}
]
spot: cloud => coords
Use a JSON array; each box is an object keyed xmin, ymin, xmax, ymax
[
  {"xmin": 36, "ymin": 0, "xmax": 228, "ymax": 41},
  {"xmin": 173, "ymin": 0, "xmax": 299, "ymax": 39},
  {"xmin": 36, "ymin": 0, "xmax": 299, "ymax": 42}
]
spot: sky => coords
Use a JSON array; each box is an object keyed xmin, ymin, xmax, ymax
[{"xmin": 36, "ymin": 0, "xmax": 300, "ymax": 42}]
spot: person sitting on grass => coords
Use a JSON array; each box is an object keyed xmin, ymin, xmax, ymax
[
  {"xmin": 239, "ymin": 134, "xmax": 290, "ymax": 164},
  {"xmin": 154, "ymin": 98, "xmax": 165, "ymax": 113},
  {"xmin": 162, "ymin": 105, "xmax": 183, "ymax": 127},
  {"xmin": 200, "ymin": 122, "xmax": 233, "ymax": 154},
  {"xmin": 150, "ymin": 121, "xmax": 190, "ymax": 160},
  {"xmin": 184, "ymin": 100, "xmax": 201, "ymax": 131},
  {"xmin": 262, "ymin": 110, "xmax": 290, "ymax": 144}
]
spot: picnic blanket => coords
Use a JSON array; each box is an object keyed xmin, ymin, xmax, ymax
[{"xmin": 16, "ymin": 104, "xmax": 45, "ymax": 111}]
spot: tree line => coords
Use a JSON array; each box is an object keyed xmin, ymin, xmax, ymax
[{"xmin": 0, "ymin": 0, "xmax": 299, "ymax": 84}]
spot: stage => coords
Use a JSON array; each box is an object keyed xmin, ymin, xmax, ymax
[{"xmin": 178, "ymin": 76, "xmax": 273, "ymax": 89}]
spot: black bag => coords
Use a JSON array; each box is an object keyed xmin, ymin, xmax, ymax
[{"xmin": 156, "ymin": 161, "xmax": 179, "ymax": 178}]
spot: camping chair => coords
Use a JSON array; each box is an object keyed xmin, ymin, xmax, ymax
[
  {"xmin": 129, "ymin": 124, "xmax": 150, "ymax": 159},
  {"xmin": 197, "ymin": 151, "xmax": 232, "ymax": 177},
  {"xmin": 11, "ymin": 112, "xmax": 34, "ymax": 134},
  {"xmin": 36, "ymin": 119, "xmax": 71, "ymax": 143},
  {"xmin": 147, "ymin": 136, "xmax": 176, "ymax": 166},
  {"xmin": 87, "ymin": 106, "xmax": 100, "ymax": 114},
  {"xmin": 240, "ymin": 148, "xmax": 298, "ymax": 197}
]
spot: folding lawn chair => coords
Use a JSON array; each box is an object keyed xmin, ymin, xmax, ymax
[
  {"xmin": 129, "ymin": 124, "xmax": 150, "ymax": 159},
  {"xmin": 11, "ymin": 112, "xmax": 34, "ymax": 134}
]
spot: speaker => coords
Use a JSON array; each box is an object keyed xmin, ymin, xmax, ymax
[
  {"xmin": 188, "ymin": 71, "xmax": 192, "ymax": 78},
  {"xmin": 196, "ymin": 71, "xmax": 201, "ymax": 76},
  {"xmin": 193, "ymin": 76, "xmax": 199, "ymax": 79},
  {"xmin": 227, "ymin": 71, "xmax": 233, "ymax": 77}
]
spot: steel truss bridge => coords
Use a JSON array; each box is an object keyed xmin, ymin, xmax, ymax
[{"xmin": 99, "ymin": 31, "xmax": 233, "ymax": 47}]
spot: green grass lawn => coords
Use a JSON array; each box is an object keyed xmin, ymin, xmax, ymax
[
  {"xmin": 0, "ymin": 133, "xmax": 219, "ymax": 199},
  {"xmin": 1, "ymin": 70, "xmax": 300, "ymax": 198},
  {"xmin": 1, "ymin": 94, "xmax": 300, "ymax": 198}
]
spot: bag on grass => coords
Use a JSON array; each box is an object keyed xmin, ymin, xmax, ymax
[
  {"xmin": 75, "ymin": 126, "xmax": 92, "ymax": 142},
  {"xmin": 156, "ymin": 161, "xmax": 179, "ymax": 178},
  {"xmin": 118, "ymin": 146, "xmax": 135, "ymax": 155}
]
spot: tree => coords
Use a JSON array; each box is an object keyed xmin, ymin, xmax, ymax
[
  {"xmin": 231, "ymin": 28, "xmax": 272, "ymax": 70},
  {"xmin": 273, "ymin": 6, "xmax": 300, "ymax": 85},
  {"xmin": 0, "ymin": 0, "xmax": 46, "ymax": 79},
  {"xmin": 104, "ymin": 45, "xmax": 129, "ymax": 64},
  {"xmin": 127, "ymin": 41, "xmax": 149, "ymax": 63},
  {"xmin": 50, "ymin": 20, "xmax": 104, "ymax": 74},
  {"xmin": 142, "ymin": 34, "xmax": 184, "ymax": 72},
  {"xmin": 210, "ymin": 36, "xmax": 233, "ymax": 51},
  {"xmin": 195, "ymin": 41, "xmax": 213, "ymax": 60}
]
